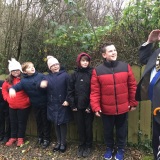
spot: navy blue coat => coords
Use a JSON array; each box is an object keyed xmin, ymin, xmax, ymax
[
  {"xmin": 12, "ymin": 71, "xmax": 47, "ymax": 107},
  {"xmin": 44, "ymin": 69, "xmax": 72, "ymax": 125}
]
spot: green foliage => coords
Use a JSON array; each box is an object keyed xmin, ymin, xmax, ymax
[
  {"xmin": 137, "ymin": 130, "xmax": 152, "ymax": 153},
  {"xmin": 64, "ymin": 0, "xmax": 76, "ymax": 5},
  {"xmin": 1, "ymin": 0, "xmax": 160, "ymax": 72},
  {"xmin": 20, "ymin": 24, "xmax": 48, "ymax": 72},
  {"xmin": 97, "ymin": 0, "xmax": 160, "ymax": 65},
  {"xmin": 44, "ymin": 23, "xmax": 112, "ymax": 51},
  {"xmin": 120, "ymin": 0, "xmax": 160, "ymax": 38},
  {"xmin": 127, "ymin": 130, "xmax": 152, "ymax": 155},
  {"xmin": 143, "ymin": 156, "xmax": 153, "ymax": 160},
  {"xmin": 43, "ymin": 0, "xmax": 115, "ymax": 70},
  {"xmin": 43, "ymin": 0, "xmax": 160, "ymax": 68}
]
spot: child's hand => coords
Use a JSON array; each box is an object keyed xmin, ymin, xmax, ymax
[
  {"xmin": 129, "ymin": 106, "xmax": 136, "ymax": 111},
  {"xmin": 62, "ymin": 101, "xmax": 69, "ymax": 106},
  {"xmin": 95, "ymin": 110, "xmax": 101, "ymax": 117},
  {"xmin": 9, "ymin": 88, "xmax": 16, "ymax": 98},
  {"xmin": 40, "ymin": 80, "xmax": 48, "ymax": 88},
  {"xmin": 85, "ymin": 108, "xmax": 91, "ymax": 113},
  {"xmin": 72, "ymin": 108, "xmax": 78, "ymax": 111}
]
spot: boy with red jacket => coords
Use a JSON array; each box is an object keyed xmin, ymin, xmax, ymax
[{"xmin": 90, "ymin": 43, "xmax": 138, "ymax": 160}]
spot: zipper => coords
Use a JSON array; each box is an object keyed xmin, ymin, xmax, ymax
[{"xmin": 112, "ymin": 67, "xmax": 118, "ymax": 114}]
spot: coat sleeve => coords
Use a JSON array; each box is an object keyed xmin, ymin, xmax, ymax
[
  {"xmin": 65, "ymin": 73, "xmax": 70, "ymax": 102},
  {"xmin": 2, "ymin": 81, "xmax": 9, "ymax": 101},
  {"xmin": 67, "ymin": 73, "xmax": 76, "ymax": 109},
  {"xmin": 127, "ymin": 64, "xmax": 138, "ymax": 107},
  {"xmin": 90, "ymin": 69, "xmax": 101, "ymax": 112},
  {"xmin": 11, "ymin": 81, "xmax": 23, "ymax": 91},
  {"xmin": 38, "ymin": 73, "xmax": 47, "ymax": 91},
  {"xmin": 139, "ymin": 43, "xmax": 153, "ymax": 65}
]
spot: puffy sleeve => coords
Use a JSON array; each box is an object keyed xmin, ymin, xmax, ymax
[
  {"xmin": 127, "ymin": 64, "xmax": 138, "ymax": 107},
  {"xmin": 90, "ymin": 69, "xmax": 101, "ymax": 112}
]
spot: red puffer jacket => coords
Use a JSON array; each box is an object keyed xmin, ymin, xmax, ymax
[
  {"xmin": 90, "ymin": 60, "xmax": 138, "ymax": 115},
  {"xmin": 2, "ymin": 77, "xmax": 30, "ymax": 109}
]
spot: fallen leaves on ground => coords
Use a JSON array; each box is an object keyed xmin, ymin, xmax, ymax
[{"xmin": 0, "ymin": 136, "xmax": 151, "ymax": 160}]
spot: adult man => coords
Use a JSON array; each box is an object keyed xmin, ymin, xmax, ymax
[
  {"xmin": 136, "ymin": 29, "xmax": 160, "ymax": 160},
  {"xmin": 90, "ymin": 42, "xmax": 138, "ymax": 160}
]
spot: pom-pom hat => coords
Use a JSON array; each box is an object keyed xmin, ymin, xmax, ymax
[
  {"xmin": 8, "ymin": 58, "xmax": 22, "ymax": 72},
  {"xmin": 47, "ymin": 56, "xmax": 59, "ymax": 69}
]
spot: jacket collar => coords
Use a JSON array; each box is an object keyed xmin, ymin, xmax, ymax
[
  {"xmin": 103, "ymin": 60, "xmax": 118, "ymax": 67},
  {"xmin": 23, "ymin": 71, "xmax": 38, "ymax": 78},
  {"xmin": 75, "ymin": 67, "xmax": 93, "ymax": 73}
]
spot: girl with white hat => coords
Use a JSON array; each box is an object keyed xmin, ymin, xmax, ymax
[{"xmin": 2, "ymin": 58, "xmax": 30, "ymax": 147}]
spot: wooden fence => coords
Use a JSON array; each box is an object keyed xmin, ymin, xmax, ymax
[{"xmin": 0, "ymin": 65, "xmax": 152, "ymax": 144}]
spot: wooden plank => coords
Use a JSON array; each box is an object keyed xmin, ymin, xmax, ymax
[
  {"xmin": 127, "ymin": 65, "xmax": 140, "ymax": 144},
  {"xmin": 139, "ymin": 101, "xmax": 151, "ymax": 140},
  {"xmin": 128, "ymin": 107, "xmax": 139, "ymax": 144},
  {"xmin": 67, "ymin": 122, "xmax": 78, "ymax": 141},
  {"xmin": 94, "ymin": 117, "xmax": 104, "ymax": 142},
  {"xmin": 139, "ymin": 65, "xmax": 152, "ymax": 140},
  {"xmin": 93, "ymin": 117, "xmax": 97, "ymax": 142},
  {"xmin": 26, "ymin": 108, "xmax": 37, "ymax": 136}
]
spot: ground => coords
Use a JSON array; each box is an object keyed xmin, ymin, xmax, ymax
[{"xmin": 0, "ymin": 136, "xmax": 153, "ymax": 160}]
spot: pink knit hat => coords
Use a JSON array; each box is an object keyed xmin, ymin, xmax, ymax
[{"xmin": 47, "ymin": 56, "xmax": 59, "ymax": 69}]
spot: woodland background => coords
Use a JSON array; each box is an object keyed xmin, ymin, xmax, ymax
[{"xmin": 0, "ymin": 0, "xmax": 160, "ymax": 73}]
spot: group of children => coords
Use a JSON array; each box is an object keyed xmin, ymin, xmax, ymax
[
  {"xmin": 0, "ymin": 42, "xmax": 140, "ymax": 160},
  {"xmin": 2, "ymin": 34, "xmax": 160, "ymax": 160},
  {"xmin": 0, "ymin": 53, "xmax": 94, "ymax": 158}
]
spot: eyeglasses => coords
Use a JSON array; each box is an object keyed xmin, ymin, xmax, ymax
[
  {"xmin": 51, "ymin": 63, "xmax": 59, "ymax": 67},
  {"xmin": 11, "ymin": 70, "xmax": 20, "ymax": 72}
]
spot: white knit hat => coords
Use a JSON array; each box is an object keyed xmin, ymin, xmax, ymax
[
  {"xmin": 47, "ymin": 56, "xmax": 59, "ymax": 69},
  {"xmin": 8, "ymin": 58, "xmax": 22, "ymax": 72}
]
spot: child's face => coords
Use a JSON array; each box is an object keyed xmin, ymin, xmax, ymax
[
  {"xmin": 102, "ymin": 45, "xmax": 117, "ymax": 61},
  {"xmin": 50, "ymin": 63, "xmax": 60, "ymax": 73},
  {"xmin": 11, "ymin": 70, "xmax": 21, "ymax": 77},
  {"xmin": 80, "ymin": 59, "xmax": 89, "ymax": 68},
  {"xmin": 24, "ymin": 64, "xmax": 35, "ymax": 75}
]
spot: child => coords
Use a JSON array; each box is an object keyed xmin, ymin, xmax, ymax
[
  {"xmin": 9, "ymin": 61, "xmax": 51, "ymax": 149},
  {"xmin": 0, "ymin": 80, "xmax": 10, "ymax": 143},
  {"xmin": 2, "ymin": 58, "xmax": 30, "ymax": 146},
  {"xmin": 40, "ymin": 56, "xmax": 72, "ymax": 153},
  {"xmin": 67, "ymin": 53, "xmax": 94, "ymax": 158},
  {"xmin": 90, "ymin": 43, "xmax": 138, "ymax": 160}
]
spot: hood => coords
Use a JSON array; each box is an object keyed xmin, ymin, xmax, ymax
[{"xmin": 76, "ymin": 52, "xmax": 91, "ymax": 68}]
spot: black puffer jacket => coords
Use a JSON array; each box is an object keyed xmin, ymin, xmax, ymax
[
  {"xmin": 0, "ymin": 80, "xmax": 5, "ymax": 103},
  {"xmin": 67, "ymin": 67, "xmax": 93, "ymax": 110}
]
